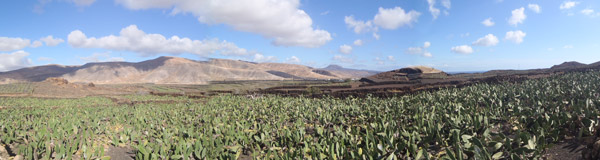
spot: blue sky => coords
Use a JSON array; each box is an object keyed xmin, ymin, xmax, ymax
[{"xmin": 0, "ymin": 0, "xmax": 599, "ymax": 72}]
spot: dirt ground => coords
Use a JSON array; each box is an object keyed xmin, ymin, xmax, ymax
[
  {"xmin": 105, "ymin": 146, "xmax": 135, "ymax": 160},
  {"xmin": 543, "ymin": 139, "xmax": 585, "ymax": 160}
]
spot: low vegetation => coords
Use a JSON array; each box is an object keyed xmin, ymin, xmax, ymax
[
  {"xmin": 0, "ymin": 82, "xmax": 33, "ymax": 94},
  {"xmin": 147, "ymin": 85, "xmax": 182, "ymax": 93},
  {"xmin": 1, "ymin": 71, "xmax": 599, "ymax": 159}
]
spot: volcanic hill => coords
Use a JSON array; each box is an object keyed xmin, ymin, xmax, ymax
[{"xmin": 0, "ymin": 56, "xmax": 378, "ymax": 84}]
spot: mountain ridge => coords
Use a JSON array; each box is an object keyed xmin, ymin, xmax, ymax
[{"xmin": 0, "ymin": 56, "xmax": 378, "ymax": 84}]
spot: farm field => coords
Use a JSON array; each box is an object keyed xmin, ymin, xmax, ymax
[
  {"xmin": 0, "ymin": 83, "xmax": 33, "ymax": 95},
  {"xmin": 1, "ymin": 71, "xmax": 600, "ymax": 159}
]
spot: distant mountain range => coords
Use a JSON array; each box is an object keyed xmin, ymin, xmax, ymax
[
  {"xmin": 2, "ymin": 57, "xmax": 596, "ymax": 85},
  {"xmin": 0, "ymin": 56, "xmax": 379, "ymax": 84}
]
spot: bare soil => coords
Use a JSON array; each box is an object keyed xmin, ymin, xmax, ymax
[
  {"xmin": 543, "ymin": 139, "xmax": 585, "ymax": 160},
  {"xmin": 105, "ymin": 146, "xmax": 135, "ymax": 160}
]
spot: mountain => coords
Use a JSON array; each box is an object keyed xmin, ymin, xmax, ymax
[
  {"xmin": 320, "ymin": 65, "xmax": 380, "ymax": 78},
  {"xmin": 550, "ymin": 61, "xmax": 587, "ymax": 70},
  {"xmin": 407, "ymin": 66, "xmax": 443, "ymax": 73},
  {"xmin": 322, "ymin": 65, "xmax": 345, "ymax": 70},
  {"xmin": 361, "ymin": 66, "xmax": 448, "ymax": 83},
  {"xmin": 0, "ymin": 65, "xmax": 79, "ymax": 83},
  {"xmin": 0, "ymin": 56, "xmax": 378, "ymax": 84}
]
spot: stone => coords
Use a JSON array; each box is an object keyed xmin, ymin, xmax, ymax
[
  {"xmin": 0, "ymin": 145, "xmax": 10, "ymax": 160},
  {"xmin": 13, "ymin": 155, "xmax": 23, "ymax": 160}
]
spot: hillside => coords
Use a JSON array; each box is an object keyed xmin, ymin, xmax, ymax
[
  {"xmin": 0, "ymin": 56, "xmax": 378, "ymax": 84},
  {"xmin": 0, "ymin": 65, "xmax": 79, "ymax": 83},
  {"xmin": 360, "ymin": 66, "xmax": 448, "ymax": 83},
  {"xmin": 320, "ymin": 65, "xmax": 380, "ymax": 78},
  {"xmin": 550, "ymin": 61, "xmax": 587, "ymax": 70}
]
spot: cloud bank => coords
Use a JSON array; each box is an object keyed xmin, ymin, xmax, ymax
[
  {"xmin": 68, "ymin": 25, "xmax": 256, "ymax": 57},
  {"xmin": 0, "ymin": 50, "xmax": 32, "ymax": 72},
  {"xmin": 115, "ymin": 0, "xmax": 331, "ymax": 48},
  {"xmin": 0, "ymin": 37, "xmax": 31, "ymax": 52}
]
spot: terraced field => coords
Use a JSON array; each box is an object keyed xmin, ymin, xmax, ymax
[
  {"xmin": 1, "ymin": 71, "xmax": 600, "ymax": 159},
  {"xmin": 0, "ymin": 83, "xmax": 33, "ymax": 95}
]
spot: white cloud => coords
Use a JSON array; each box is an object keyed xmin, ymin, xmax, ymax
[
  {"xmin": 69, "ymin": 0, "xmax": 95, "ymax": 6},
  {"xmin": 387, "ymin": 55, "xmax": 395, "ymax": 61},
  {"xmin": 320, "ymin": 11, "xmax": 330, "ymax": 16},
  {"xmin": 528, "ymin": 4, "xmax": 541, "ymax": 13},
  {"xmin": 34, "ymin": 0, "xmax": 96, "ymax": 13},
  {"xmin": 285, "ymin": 56, "xmax": 300, "ymax": 63},
  {"xmin": 253, "ymin": 53, "xmax": 278, "ymax": 62},
  {"xmin": 406, "ymin": 47, "xmax": 423, "ymax": 54},
  {"xmin": 339, "ymin": 44, "xmax": 352, "ymax": 54},
  {"xmin": 472, "ymin": 34, "xmax": 499, "ymax": 46},
  {"xmin": 373, "ymin": 7, "xmax": 421, "ymax": 29},
  {"xmin": 508, "ymin": 7, "xmax": 526, "ymax": 26},
  {"xmin": 373, "ymin": 32, "xmax": 380, "ymax": 40},
  {"xmin": 68, "ymin": 25, "xmax": 256, "ymax": 57},
  {"xmin": 1, "ymin": 36, "xmax": 63, "ymax": 51},
  {"xmin": 460, "ymin": 33, "xmax": 470, "ymax": 37},
  {"xmin": 482, "ymin": 18, "xmax": 495, "ymax": 27},
  {"xmin": 332, "ymin": 55, "xmax": 354, "ymax": 64},
  {"xmin": 581, "ymin": 9, "xmax": 600, "ymax": 17},
  {"xmin": 427, "ymin": 0, "xmax": 441, "ymax": 19},
  {"xmin": 0, "ymin": 37, "xmax": 31, "ymax": 52},
  {"xmin": 353, "ymin": 39, "xmax": 363, "ymax": 46},
  {"xmin": 115, "ymin": 0, "xmax": 331, "ymax": 48},
  {"xmin": 30, "ymin": 41, "xmax": 43, "ymax": 48},
  {"xmin": 581, "ymin": 9, "xmax": 594, "ymax": 15},
  {"xmin": 563, "ymin": 45, "xmax": 574, "ymax": 49},
  {"xmin": 451, "ymin": 45, "xmax": 473, "ymax": 54},
  {"xmin": 442, "ymin": 0, "xmax": 451, "ymax": 9},
  {"xmin": 560, "ymin": 1, "xmax": 579, "ymax": 10},
  {"xmin": 423, "ymin": 52, "xmax": 433, "ymax": 57},
  {"xmin": 40, "ymin": 35, "xmax": 64, "ymax": 46},
  {"xmin": 505, "ymin": 30, "xmax": 526, "ymax": 44},
  {"xmin": 80, "ymin": 52, "xmax": 125, "ymax": 63},
  {"xmin": 345, "ymin": 6, "xmax": 419, "ymax": 40},
  {"xmin": 406, "ymin": 41, "xmax": 433, "ymax": 57},
  {"xmin": 374, "ymin": 57, "xmax": 385, "ymax": 65},
  {"xmin": 0, "ymin": 50, "xmax": 32, "ymax": 72},
  {"xmin": 427, "ymin": 0, "xmax": 451, "ymax": 19},
  {"xmin": 344, "ymin": 16, "xmax": 375, "ymax": 34}
]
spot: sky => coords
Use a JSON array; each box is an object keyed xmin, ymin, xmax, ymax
[{"xmin": 1, "ymin": 0, "xmax": 599, "ymax": 72}]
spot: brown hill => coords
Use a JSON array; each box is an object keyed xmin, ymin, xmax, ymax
[
  {"xmin": 361, "ymin": 66, "xmax": 447, "ymax": 83},
  {"xmin": 62, "ymin": 57, "xmax": 284, "ymax": 84},
  {"xmin": 408, "ymin": 66, "xmax": 443, "ymax": 73},
  {"xmin": 551, "ymin": 61, "xmax": 587, "ymax": 70},
  {"xmin": 0, "ymin": 64, "xmax": 79, "ymax": 82},
  {"xmin": 589, "ymin": 61, "xmax": 600, "ymax": 67},
  {"xmin": 320, "ymin": 65, "xmax": 379, "ymax": 78},
  {"xmin": 0, "ymin": 56, "xmax": 373, "ymax": 84}
]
